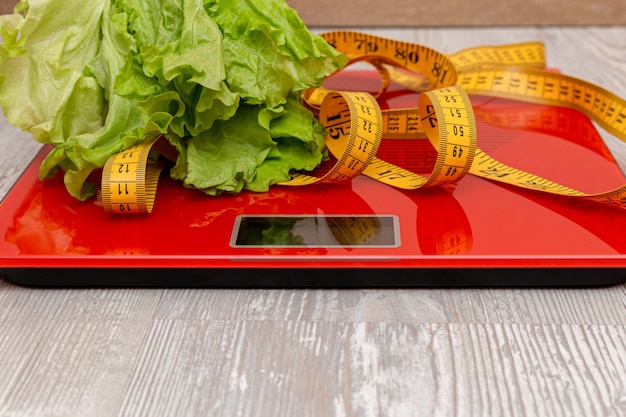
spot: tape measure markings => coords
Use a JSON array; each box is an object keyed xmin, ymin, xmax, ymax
[
  {"xmin": 360, "ymin": 85, "xmax": 477, "ymax": 190},
  {"xmin": 469, "ymin": 147, "xmax": 626, "ymax": 208},
  {"xmin": 458, "ymin": 67, "xmax": 626, "ymax": 142},
  {"xmin": 100, "ymin": 31, "xmax": 626, "ymax": 215},
  {"xmin": 280, "ymin": 90, "xmax": 383, "ymax": 186},
  {"xmin": 383, "ymin": 58, "xmax": 626, "ymax": 206},
  {"xmin": 321, "ymin": 31, "xmax": 458, "ymax": 89},
  {"xmin": 381, "ymin": 108, "xmax": 425, "ymax": 139},
  {"xmin": 420, "ymin": 87, "xmax": 477, "ymax": 186},
  {"xmin": 448, "ymin": 41, "xmax": 546, "ymax": 71},
  {"xmin": 102, "ymin": 136, "xmax": 165, "ymax": 214}
]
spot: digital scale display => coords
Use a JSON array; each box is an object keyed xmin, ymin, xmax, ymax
[{"xmin": 232, "ymin": 215, "xmax": 399, "ymax": 248}]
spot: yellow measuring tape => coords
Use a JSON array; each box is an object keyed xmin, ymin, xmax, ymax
[
  {"xmin": 101, "ymin": 30, "xmax": 626, "ymax": 214},
  {"xmin": 101, "ymin": 136, "xmax": 167, "ymax": 214},
  {"xmin": 280, "ymin": 90, "xmax": 383, "ymax": 186}
]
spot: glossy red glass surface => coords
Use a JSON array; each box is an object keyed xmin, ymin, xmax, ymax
[{"xmin": 1, "ymin": 71, "xmax": 626, "ymax": 271}]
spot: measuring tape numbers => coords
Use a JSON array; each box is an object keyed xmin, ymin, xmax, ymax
[
  {"xmin": 320, "ymin": 31, "xmax": 459, "ymax": 90},
  {"xmin": 447, "ymin": 41, "xmax": 546, "ymax": 71},
  {"xmin": 321, "ymin": 31, "xmax": 626, "ymax": 208},
  {"xmin": 101, "ymin": 136, "xmax": 167, "ymax": 214},
  {"xmin": 363, "ymin": 86, "xmax": 477, "ymax": 190},
  {"xmin": 456, "ymin": 68, "xmax": 626, "ymax": 207},
  {"xmin": 459, "ymin": 67, "xmax": 626, "ymax": 142},
  {"xmin": 383, "ymin": 38, "xmax": 546, "ymax": 94},
  {"xmin": 99, "ymin": 30, "xmax": 626, "ymax": 214},
  {"xmin": 280, "ymin": 90, "xmax": 383, "ymax": 186}
]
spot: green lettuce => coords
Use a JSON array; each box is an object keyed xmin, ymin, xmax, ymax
[{"xmin": 0, "ymin": 0, "xmax": 346, "ymax": 199}]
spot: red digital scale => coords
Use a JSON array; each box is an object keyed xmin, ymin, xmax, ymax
[{"xmin": 1, "ymin": 71, "xmax": 625, "ymax": 287}]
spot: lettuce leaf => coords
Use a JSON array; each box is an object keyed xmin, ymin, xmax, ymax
[{"xmin": 0, "ymin": 0, "xmax": 346, "ymax": 200}]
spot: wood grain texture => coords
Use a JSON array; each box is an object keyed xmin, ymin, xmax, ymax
[
  {"xmin": 287, "ymin": 0, "xmax": 626, "ymax": 26},
  {"xmin": 114, "ymin": 320, "xmax": 626, "ymax": 417},
  {"xmin": 148, "ymin": 287, "xmax": 626, "ymax": 325},
  {"xmin": 0, "ymin": 27, "xmax": 626, "ymax": 417},
  {"xmin": 3, "ymin": 1, "xmax": 626, "ymax": 25}
]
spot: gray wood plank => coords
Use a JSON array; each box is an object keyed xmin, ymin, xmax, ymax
[
  {"xmin": 113, "ymin": 320, "xmax": 626, "ymax": 417},
  {"xmin": 0, "ymin": 285, "xmax": 164, "ymax": 417},
  {"xmin": 149, "ymin": 286, "xmax": 626, "ymax": 325}
]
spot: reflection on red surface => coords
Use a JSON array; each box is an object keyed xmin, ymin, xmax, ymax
[
  {"xmin": 472, "ymin": 97, "xmax": 614, "ymax": 161},
  {"xmin": 1, "ymin": 151, "xmax": 475, "ymax": 257},
  {"xmin": 413, "ymin": 186, "xmax": 473, "ymax": 255},
  {"xmin": 1, "ymin": 71, "xmax": 626, "ymax": 267},
  {"xmin": 5, "ymin": 193, "xmax": 89, "ymax": 256},
  {"xmin": 492, "ymin": 183, "xmax": 626, "ymax": 252},
  {"xmin": 2, "ymin": 163, "xmax": 385, "ymax": 256}
]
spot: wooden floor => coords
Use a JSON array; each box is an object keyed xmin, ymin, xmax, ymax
[{"xmin": 1, "ymin": 27, "xmax": 625, "ymax": 417}]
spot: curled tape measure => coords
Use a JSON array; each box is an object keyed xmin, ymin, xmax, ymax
[
  {"xmin": 280, "ymin": 90, "xmax": 383, "ymax": 186},
  {"xmin": 100, "ymin": 30, "xmax": 626, "ymax": 214},
  {"xmin": 361, "ymin": 86, "xmax": 477, "ymax": 190},
  {"xmin": 101, "ymin": 136, "xmax": 167, "ymax": 214}
]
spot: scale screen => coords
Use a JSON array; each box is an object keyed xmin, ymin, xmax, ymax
[{"xmin": 232, "ymin": 215, "xmax": 399, "ymax": 248}]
